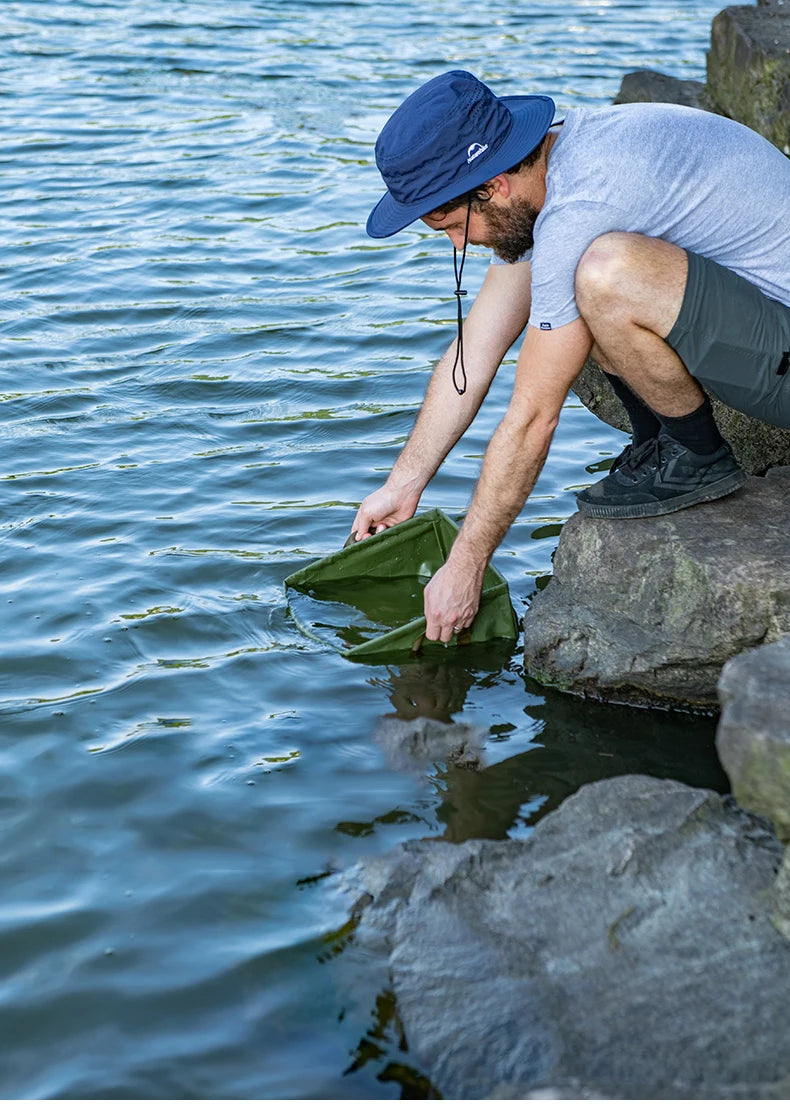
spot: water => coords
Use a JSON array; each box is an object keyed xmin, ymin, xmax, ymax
[
  {"xmin": 288, "ymin": 577, "xmax": 429, "ymax": 650},
  {"xmin": 1, "ymin": 1, "xmax": 730, "ymax": 1097}
]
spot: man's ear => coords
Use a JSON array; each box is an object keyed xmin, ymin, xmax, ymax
[{"xmin": 485, "ymin": 173, "xmax": 513, "ymax": 199}]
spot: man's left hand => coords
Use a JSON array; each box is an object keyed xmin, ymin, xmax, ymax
[{"xmin": 423, "ymin": 558, "xmax": 486, "ymax": 643}]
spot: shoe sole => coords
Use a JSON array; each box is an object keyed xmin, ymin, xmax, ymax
[{"xmin": 576, "ymin": 469, "xmax": 747, "ymax": 519}]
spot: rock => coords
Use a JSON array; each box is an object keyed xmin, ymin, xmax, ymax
[
  {"xmin": 613, "ymin": 69, "xmax": 712, "ymax": 110},
  {"xmin": 772, "ymin": 847, "xmax": 790, "ymax": 938},
  {"xmin": 372, "ymin": 715, "xmax": 486, "ymax": 779},
  {"xmin": 348, "ymin": 775, "xmax": 788, "ymax": 1099},
  {"xmin": 572, "ymin": 358, "xmax": 790, "ymax": 475},
  {"xmin": 716, "ymin": 637, "xmax": 790, "ymax": 840},
  {"xmin": 707, "ymin": 4, "xmax": 790, "ymax": 154},
  {"xmin": 522, "ymin": 467, "xmax": 790, "ymax": 709}
]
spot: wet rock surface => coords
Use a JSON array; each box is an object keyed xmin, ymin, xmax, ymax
[
  {"xmin": 372, "ymin": 715, "xmax": 486, "ymax": 778},
  {"xmin": 348, "ymin": 775, "xmax": 789, "ymax": 1099},
  {"xmin": 717, "ymin": 637, "xmax": 790, "ymax": 841},
  {"xmin": 522, "ymin": 467, "xmax": 790, "ymax": 709}
]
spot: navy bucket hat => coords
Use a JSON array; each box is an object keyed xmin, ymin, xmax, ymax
[{"xmin": 367, "ymin": 70, "xmax": 555, "ymax": 239}]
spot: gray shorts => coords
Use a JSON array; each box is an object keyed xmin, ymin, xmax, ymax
[{"xmin": 666, "ymin": 250, "xmax": 790, "ymax": 428}]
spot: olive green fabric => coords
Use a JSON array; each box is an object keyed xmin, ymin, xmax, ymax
[{"xmin": 284, "ymin": 509, "xmax": 518, "ymax": 661}]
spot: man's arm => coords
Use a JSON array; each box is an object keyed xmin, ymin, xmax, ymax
[
  {"xmin": 423, "ymin": 316, "xmax": 593, "ymax": 641},
  {"xmin": 351, "ymin": 260, "xmax": 533, "ymax": 539}
]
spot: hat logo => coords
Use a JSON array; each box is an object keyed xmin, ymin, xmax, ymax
[{"xmin": 466, "ymin": 141, "xmax": 489, "ymax": 164}]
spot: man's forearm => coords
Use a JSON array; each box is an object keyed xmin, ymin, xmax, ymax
[
  {"xmin": 421, "ymin": 410, "xmax": 556, "ymax": 642},
  {"xmin": 386, "ymin": 337, "xmax": 494, "ymax": 495},
  {"xmin": 421, "ymin": 317, "xmax": 593, "ymax": 641},
  {"xmin": 386, "ymin": 260, "xmax": 534, "ymax": 496},
  {"xmin": 353, "ymin": 262, "xmax": 534, "ymax": 541},
  {"xmin": 449, "ymin": 409, "xmax": 557, "ymax": 571}
]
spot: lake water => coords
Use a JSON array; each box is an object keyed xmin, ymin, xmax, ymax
[{"xmin": 1, "ymin": 1, "xmax": 731, "ymax": 1097}]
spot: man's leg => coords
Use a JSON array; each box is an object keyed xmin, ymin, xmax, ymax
[
  {"xmin": 573, "ymin": 231, "xmax": 744, "ymax": 518},
  {"xmin": 576, "ymin": 233, "xmax": 701, "ymax": 414},
  {"xmin": 591, "ymin": 344, "xmax": 661, "ymax": 447}
]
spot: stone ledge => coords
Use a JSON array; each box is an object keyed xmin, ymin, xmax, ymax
[
  {"xmin": 717, "ymin": 637, "xmax": 790, "ymax": 840},
  {"xmin": 612, "ymin": 69, "xmax": 714, "ymax": 110},
  {"xmin": 522, "ymin": 467, "xmax": 790, "ymax": 710}
]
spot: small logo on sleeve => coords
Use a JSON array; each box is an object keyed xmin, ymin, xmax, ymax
[{"xmin": 539, "ymin": 322, "xmax": 552, "ymax": 330}]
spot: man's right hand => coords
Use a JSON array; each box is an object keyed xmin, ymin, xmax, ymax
[{"xmin": 351, "ymin": 484, "xmax": 420, "ymax": 541}]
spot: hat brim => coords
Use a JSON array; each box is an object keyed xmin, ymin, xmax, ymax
[{"xmin": 366, "ymin": 94, "xmax": 555, "ymax": 239}]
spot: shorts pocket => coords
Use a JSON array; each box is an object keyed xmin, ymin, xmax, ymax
[{"xmin": 690, "ymin": 339, "xmax": 790, "ymax": 425}]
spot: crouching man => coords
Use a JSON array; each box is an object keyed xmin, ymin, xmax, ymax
[{"xmin": 352, "ymin": 70, "xmax": 790, "ymax": 642}]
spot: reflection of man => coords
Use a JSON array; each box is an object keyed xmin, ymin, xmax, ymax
[{"xmin": 351, "ymin": 70, "xmax": 790, "ymax": 643}]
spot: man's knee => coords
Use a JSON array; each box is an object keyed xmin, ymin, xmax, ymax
[
  {"xmin": 575, "ymin": 232, "xmax": 687, "ymax": 333},
  {"xmin": 574, "ymin": 231, "xmax": 645, "ymax": 312}
]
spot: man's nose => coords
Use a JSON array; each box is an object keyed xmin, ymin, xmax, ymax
[{"xmin": 445, "ymin": 228, "xmax": 467, "ymax": 249}]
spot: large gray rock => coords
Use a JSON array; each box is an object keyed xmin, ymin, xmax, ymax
[
  {"xmin": 613, "ymin": 69, "xmax": 712, "ymax": 110},
  {"xmin": 707, "ymin": 4, "xmax": 790, "ymax": 154},
  {"xmin": 573, "ymin": 358, "xmax": 790, "ymax": 475},
  {"xmin": 522, "ymin": 467, "xmax": 790, "ymax": 709},
  {"xmin": 717, "ymin": 637, "xmax": 790, "ymax": 841},
  {"xmin": 348, "ymin": 775, "xmax": 788, "ymax": 1099}
]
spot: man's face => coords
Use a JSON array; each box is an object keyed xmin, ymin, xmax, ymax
[{"xmin": 421, "ymin": 194, "xmax": 539, "ymax": 263}]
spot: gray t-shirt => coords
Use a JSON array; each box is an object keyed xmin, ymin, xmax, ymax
[{"xmin": 492, "ymin": 102, "xmax": 790, "ymax": 331}]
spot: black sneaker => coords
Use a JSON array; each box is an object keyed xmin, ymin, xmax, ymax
[{"xmin": 576, "ymin": 433, "xmax": 746, "ymax": 519}]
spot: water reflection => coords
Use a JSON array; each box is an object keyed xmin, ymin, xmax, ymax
[
  {"xmin": 365, "ymin": 653, "xmax": 727, "ymax": 844},
  {"xmin": 369, "ymin": 650, "xmax": 488, "ymax": 722}
]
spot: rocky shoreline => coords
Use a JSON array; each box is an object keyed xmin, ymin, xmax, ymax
[
  {"xmin": 336, "ymin": 4, "xmax": 790, "ymax": 1097},
  {"xmin": 341, "ymin": 657, "xmax": 790, "ymax": 1097},
  {"xmin": 345, "ymin": 769, "xmax": 790, "ymax": 1099}
]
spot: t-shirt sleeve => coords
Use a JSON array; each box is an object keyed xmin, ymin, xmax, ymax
[
  {"xmin": 527, "ymin": 200, "xmax": 628, "ymax": 331},
  {"xmin": 490, "ymin": 249, "xmax": 532, "ymax": 267}
]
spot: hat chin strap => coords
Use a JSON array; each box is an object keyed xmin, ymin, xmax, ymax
[{"xmin": 451, "ymin": 199, "xmax": 472, "ymax": 396}]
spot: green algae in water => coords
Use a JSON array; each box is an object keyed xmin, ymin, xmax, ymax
[{"xmin": 289, "ymin": 575, "xmax": 429, "ymax": 651}]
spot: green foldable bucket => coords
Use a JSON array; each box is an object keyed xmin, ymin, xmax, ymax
[{"xmin": 284, "ymin": 509, "xmax": 518, "ymax": 661}]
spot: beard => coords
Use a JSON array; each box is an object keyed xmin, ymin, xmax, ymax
[{"xmin": 482, "ymin": 196, "xmax": 540, "ymax": 264}]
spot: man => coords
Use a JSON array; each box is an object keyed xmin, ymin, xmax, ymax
[{"xmin": 352, "ymin": 69, "xmax": 790, "ymax": 644}]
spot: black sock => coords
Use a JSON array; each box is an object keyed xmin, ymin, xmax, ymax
[
  {"xmin": 658, "ymin": 396, "xmax": 724, "ymax": 454},
  {"xmin": 603, "ymin": 372, "xmax": 661, "ymax": 446}
]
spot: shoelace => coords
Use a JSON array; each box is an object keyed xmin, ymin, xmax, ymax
[
  {"xmin": 451, "ymin": 200, "xmax": 472, "ymax": 396},
  {"xmin": 612, "ymin": 438, "xmax": 653, "ymax": 474},
  {"xmin": 619, "ymin": 436, "xmax": 686, "ymax": 482}
]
